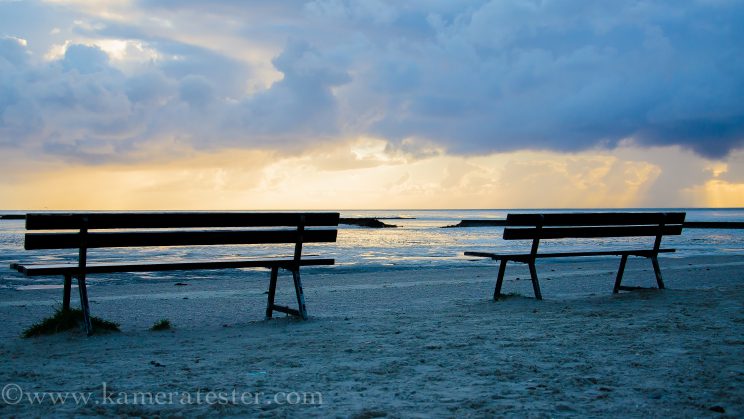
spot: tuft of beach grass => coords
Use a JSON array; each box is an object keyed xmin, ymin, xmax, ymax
[
  {"xmin": 22, "ymin": 307, "xmax": 120, "ymax": 338},
  {"xmin": 150, "ymin": 319, "xmax": 172, "ymax": 331}
]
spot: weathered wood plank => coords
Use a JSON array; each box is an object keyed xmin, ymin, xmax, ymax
[
  {"xmin": 465, "ymin": 248, "xmax": 675, "ymax": 260},
  {"xmin": 271, "ymin": 305, "xmax": 301, "ymax": 317},
  {"xmin": 617, "ymin": 285, "xmax": 657, "ymax": 291},
  {"xmin": 503, "ymin": 225, "xmax": 683, "ymax": 240},
  {"xmin": 464, "ymin": 251, "xmax": 531, "ymax": 262},
  {"xmin": 25, "ymin": 229, "xmax": 338, "ymax": 250},
  {"xmin": 506, "ymin": 212, "xmax": 686, "ymax": 227},
  {"xmin": 13, "ymin": 257, "xmax": 335, "ymax": 276},
  {"xmin": 25, "ymin": 212, "xmax": 340, "ymax": 230}
]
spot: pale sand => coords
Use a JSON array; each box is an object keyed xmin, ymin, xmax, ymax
[{"xmin": 0, "ymin": 254, "xmax": 743, "ymax": 417}]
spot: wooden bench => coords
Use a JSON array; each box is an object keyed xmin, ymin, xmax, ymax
[
  {"xmin": 9, "ymin": 212, "xmax": 339, "ymax": 335},
  {"xmin": 464, "ymin": 212, "xmax": 685, "ymax": 300}
]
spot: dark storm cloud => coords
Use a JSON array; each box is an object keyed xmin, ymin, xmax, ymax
[
  {"xmin": 352, "ymin": 0, "xmax": 744, "ymax": 158},
  {"xmin": 1, "ymin": 0, "xmax": 743, "ymax": 162}
]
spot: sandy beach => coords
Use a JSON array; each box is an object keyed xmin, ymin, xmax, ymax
[{"xmin": 1, "ymin": 254, "xmax": 743, "ymax": 417}]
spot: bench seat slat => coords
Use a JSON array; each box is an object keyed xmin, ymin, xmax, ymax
[
  {"xmin": 25, "ymin": 212, "xmax": 340, "ymax": 230},
  {"xmin": 503, "ymin": 225, "xmax": 683, "ymax": 240},
  {"xmin": 465, "ymin": 248, "xmax": 675, "ymax": 261},
  {"xmin": 464, "ymin": 251, "xmax": 531, "ymax": 261},
  {"xmin": 11, "ymin": 257, "xmax": 335, "ymax": 276},
  {"xmin": 25, "ymin": 229, "xmax": 338, "ymax": 250},
  {"xmin": 506, "ymin": 212, "xmax": 686, "ymax": 227}
]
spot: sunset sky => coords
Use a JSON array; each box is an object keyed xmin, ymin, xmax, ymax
[{"xmin": 1, "ymin": 0, "xmax": 743, "ymax": 209}]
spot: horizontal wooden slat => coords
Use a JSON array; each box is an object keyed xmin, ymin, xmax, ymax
[
  {"xmin": 271, "ymin": 305, "xmax": 301, "ymax": 316},
  {"xmin": 617, "ymin": 285, "xmax": 656, "ymax": 291},
  {"xmin": 503, "ymin": 225, "xmax": 683, "ymax": 240},
  {"xmin": 506, "ymin": 212, "xmax": 686, "ymax": 227},
  {"xmin": 464, "ymin": 251, "xmax": 530, "ymax": 261},
  {"xmin": 25, "ymin": 229, "xmax": 337, "ymax": 250},
  {"xmin": 465, "ymin": 249, "xmax": 675, "ymax": 260},
  {"xmin": 12, "ymin": 257, "xmax": 335, "ymax": 276},
  {"xmin": 25, "ymin": 212, "xmax": 340, "ymax": 230},
  {"xmin": 534, "ymin": 249, "xmax": 675, "ymax": 258}
]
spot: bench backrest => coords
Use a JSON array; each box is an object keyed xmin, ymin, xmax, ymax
[
  {"xmin": 503, "ymin": 212, "xmax": 685, "ymax": 243},
  {"xmin": 24, "ymin": 212, "xmax": 339, "ymax": 250}
]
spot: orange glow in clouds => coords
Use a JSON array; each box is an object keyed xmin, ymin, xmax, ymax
[{"xmin": 0, "ymin": 143, "xmax": 742, "ymax": 210}]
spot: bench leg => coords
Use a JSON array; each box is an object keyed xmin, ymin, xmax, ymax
[
  {"xmin": 265, "ymin": 266, "xmax": 279, "ymax": 319},
  {"xmin": 651, "ymin": 256, "xmax": 665, "ymax": 289},
  {"xmin": 494, "ymin": 259, "xmax": 508, "ymax": 300},
  {"xmin": 62, "ymin": 274, "xmax": 72, "ymax": 311},
  {"xmin": 613, "ymin": 254, "xmax": 629, "ymax": 293},
  {"xmin": 264, "ymin": 267, "xmax": 308, "ymax": 320},
  {"xmin": 77, "ymin": 277, "xmax": 93, "ymax": 336},
  {"xmin": 528, "ymin": 262, "xmax": 542, "ymax": 300},
  {"xmin": 291, "ymin": 269, "xmax": 308, "ymax": 320}
]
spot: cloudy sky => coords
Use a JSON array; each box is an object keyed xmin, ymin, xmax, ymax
[{"xmin": 1, "ymin": 0, "xmax": 742, "ymax": 209}]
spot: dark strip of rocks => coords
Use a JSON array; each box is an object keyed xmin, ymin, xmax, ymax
[
  {"xmin": 339, "ymin": 218, "xmax": 397, "ymax": 228},
  {"xmin": 684, "ymin": 221, "xmax": 744, "ymax": 229},
  {"xmin": 442, "ymin": 219, "xmax": 506, "ymax": 228}
]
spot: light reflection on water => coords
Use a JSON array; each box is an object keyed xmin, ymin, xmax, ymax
[{"xmin": 1, "ymin": 209, "xmax": 742, "ymax": 287}]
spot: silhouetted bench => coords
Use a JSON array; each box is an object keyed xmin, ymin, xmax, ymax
[
  {"xmin": 10, "ymin": 212, "xmax": 339, "ymax": 335},
  {"xmin": 464, "ymin": 212, "xmax": 685, "ymax": 300}
]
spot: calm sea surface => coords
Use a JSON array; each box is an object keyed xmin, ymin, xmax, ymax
[{"xmin": 1, "ymin": 209, "xmax": 742, "ymax": 288}]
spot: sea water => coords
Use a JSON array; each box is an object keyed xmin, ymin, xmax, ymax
[{"xmin": 1, "ymin": 209, "xmax": 742, "ymax": 288}]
